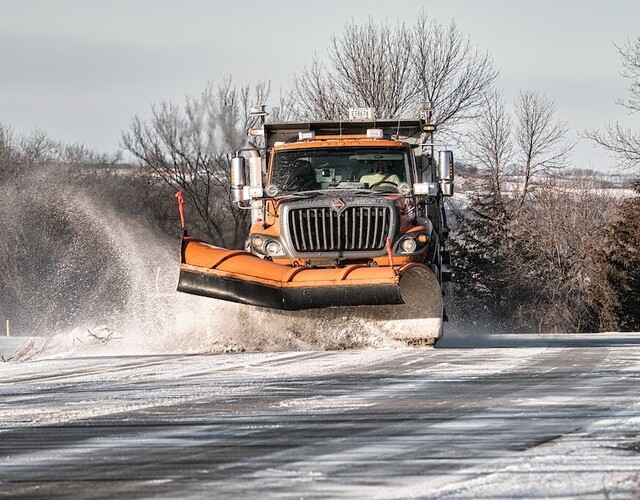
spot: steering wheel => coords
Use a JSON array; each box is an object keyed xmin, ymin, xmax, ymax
[{"xmin": 370, "ymin": 180, "xmax": 399, "ymax": 189}]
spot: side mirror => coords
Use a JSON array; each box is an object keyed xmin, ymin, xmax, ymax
[
  {"xmin": 438, "ymin": 151, "xmax": 454, "ymax": 181},
  {"xmin": 438, "ymin": 150, "xmax": 454, "ymax": 197}
]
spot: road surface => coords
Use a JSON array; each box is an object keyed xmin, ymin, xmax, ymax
[{"xmin": 1, "ymin": 333, "xmax": 640, "ymax": 498}]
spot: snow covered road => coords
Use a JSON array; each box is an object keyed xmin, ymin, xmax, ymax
[{"xmin": 1, "ymin": 334, "xmax": 640, "ymax": 498}]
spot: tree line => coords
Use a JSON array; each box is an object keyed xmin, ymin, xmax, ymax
[{"xmin": 0, "ymin": 12, "xmax": 638, "ymax": 334}]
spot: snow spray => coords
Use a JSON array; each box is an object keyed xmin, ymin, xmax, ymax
[{"xmin": 2, "ymin": 169, "xmax": 393, "ymax": 360}]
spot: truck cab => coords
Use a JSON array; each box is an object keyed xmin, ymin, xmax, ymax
[{"xmin": 231, "ymin": 114, "xmax": 454, "ymax": 283}]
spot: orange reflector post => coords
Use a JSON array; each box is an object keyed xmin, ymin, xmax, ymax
[
  {"xmin": 386, "ymin": 236, "xmax": 396, "ymax": 273},
  {"xmin": 175, "ymin": 191, "xmax": 187, "ymax": 235}
]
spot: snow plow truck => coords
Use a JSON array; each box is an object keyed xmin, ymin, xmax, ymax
[{"xmin": 177, "ymin": 106, "xmax": 454, "ymax": 346}]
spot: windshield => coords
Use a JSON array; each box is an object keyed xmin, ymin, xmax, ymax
[{"xmin": 270, "ymin": 147, "xmax": 411, "ymax": 193}]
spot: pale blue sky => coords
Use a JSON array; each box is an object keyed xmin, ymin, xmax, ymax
[{"xmin": 1, "ymin": 0, "xmax": 639, "ymax": 170}]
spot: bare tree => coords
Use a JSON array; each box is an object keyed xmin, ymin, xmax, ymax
[
  {"xmin": 0, "ymin": 125, "xmax": 56, "ymax": 182},
  {"xmin": 617, "ymin": 37, "xmax": 640, "ymax": 112},
  {"xmin": 452, "ymin": 91, "xmax": 580, "ymax": 332},
  {"xmin": 291, "ymin": 57, "xmax": 345, "ymax": 120},
  {"xmin": 507, "ymin": 175, "xmax": 617, "ymax": 332},
  {"xmin": 584, "ymin": 36, "xmax": 640, "ymax": 171},
  {"xmin": 451, "ymin": 169, "xmax": 619, "ymax": 333},
  {"xmin": 121, "ymin": 79, "xmax": 269, "ymax": 248},
  {"xmin": 269, "ymin": 89, "xmax": 298, "ymax": 122},
  {"xmin": 291, "ymin": 11, "xmax": 497, "ymax": 124},
  {"xmin": 412, "ymin": 14, "xmax": 498, "ymax": 128},
  {"xmin": 450, "ymin": 92, "xmax": 514, "ymax": 328},
  {"xmin": 463, "ymin": 90, "xmax": 570, "ymax": 208},
  {"xmin": 513, "ymin": 90, "xmax": 573, "ymax": 205},
  {"xmin": 329, "ymin": 19, "xmax": 414, "ymax": 117},
  {"xmin": 464, "ymin": 90, "xmax": 513, "ymax": 211},
  {"xmin": 0, "ymin": 125, "xmax": 18, "ymax": 181},
  {"xmin": 291, "ymin": 19, "xmax": 413, "ymax": 119}
]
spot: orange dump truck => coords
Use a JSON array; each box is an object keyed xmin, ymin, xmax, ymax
[{"xmin": 178, "ymin": 108, "xmax": 454, "ymax": 345}]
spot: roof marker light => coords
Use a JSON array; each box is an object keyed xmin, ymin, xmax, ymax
[
  {"xmin": 298, "ymin": 131, "xmax": 316, "ymax": 141},
  {"xmin": 366, "ymin": 128, "xmax": 384, "ymax": 139}
]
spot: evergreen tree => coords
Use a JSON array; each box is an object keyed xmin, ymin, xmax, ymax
[{"xmin": 602, "ymin": 180, "xmax": 640, "ymax": 331}]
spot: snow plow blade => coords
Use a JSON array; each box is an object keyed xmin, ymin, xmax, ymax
[
  {"xmin": 179, "ymin": 265, "xmax": 403, "ymax": 310},
  {"xmin": 177, "ymin": 238, "xmax": 443, "ymax": 343},
  {"xmin": 177, "ymin": 237, "xmax": 439, "ymax": 310},
  {"xmin": 177, "ymin": 238, "xmax": 407, "ymax": 310}
]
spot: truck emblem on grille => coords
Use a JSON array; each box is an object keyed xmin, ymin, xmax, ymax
[{"xmin": 331, "ymin": 198, "xmax": 346, "ymax": 214}]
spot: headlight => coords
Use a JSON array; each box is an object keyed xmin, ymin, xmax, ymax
[
  {"xmin": 251, "ymin": 235, "xmax": 264, "ymax": 250},
  {"xmin": 264, "ymin": 240, "xmax": 283, "ymax": 257},
  {"xmin": 400, "ymin": 238, "xmax": 417, "ymax": 253}
]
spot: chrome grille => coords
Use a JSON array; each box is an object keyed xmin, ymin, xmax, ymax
[{"xmin": 288, "ymin": 206, "xmax": 391, "ymax": 252}]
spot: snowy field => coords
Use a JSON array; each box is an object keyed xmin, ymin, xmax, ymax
[{"xmin": 1, "ymin": 333, "xmax": 640, "ymax": 498}]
